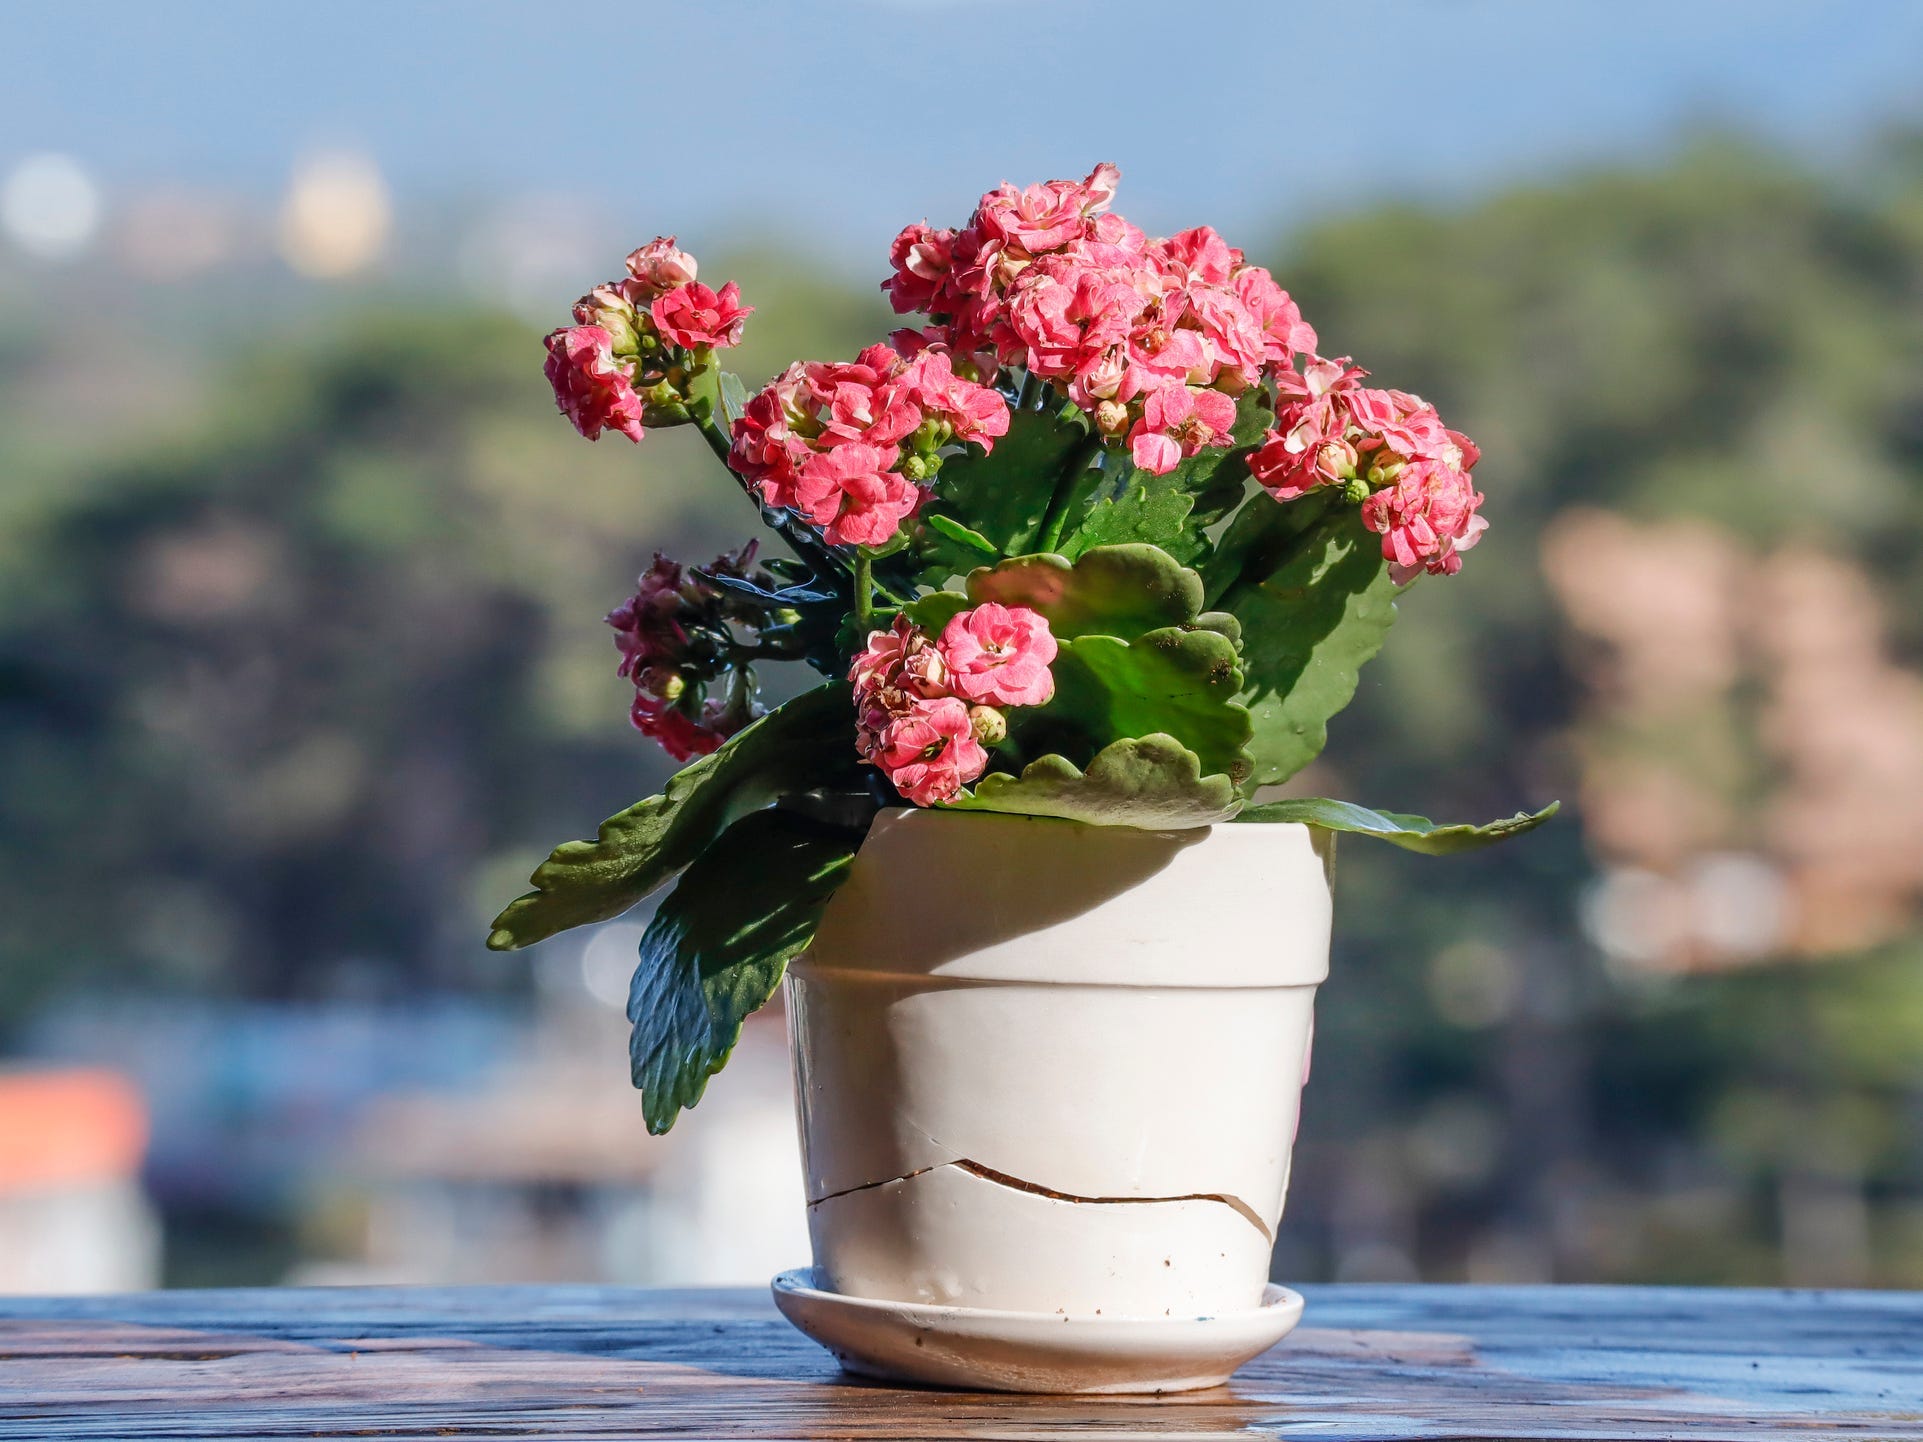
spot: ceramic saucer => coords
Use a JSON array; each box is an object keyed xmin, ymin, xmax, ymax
[{"xmin": 770, "ymin": 1269, "xmax": 1303, "ymax": 1394}]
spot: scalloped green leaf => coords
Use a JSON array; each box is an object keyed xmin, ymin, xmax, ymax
[
  {"xmin": 1235, "ymin": 797, "xmax": 1560, "ymax": 854},
  {"xmin": 942, "ymin": 734, "xmax": 1240, "ymax": 828},
  {"xmin": 1059, "ymin": 391, "xmax": 1273, "ymax": 566},
  {"xmin": 630, "ymin": 809, "xmax": 861, "ymax": 1134},
  {"xmin": 1043, "ymin": 627, "xmax": 1253, "ymax": 785},
  {"xmin": 966, "ymin": 544, "xmax": 1205, "ymax": 639},
  {"xmin": 487, "ymin": 683, "xmax": 857, "ymax": 950}
]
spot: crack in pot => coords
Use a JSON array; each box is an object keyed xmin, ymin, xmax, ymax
[{"xmin": 807, "ymin": 1158, "xmax": 1274, "ymax": 1244}]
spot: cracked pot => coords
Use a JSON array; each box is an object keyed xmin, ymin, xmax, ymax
[{"xmin": 786, "ymin": 807, "xmax": 1331, "ymax": 1317}]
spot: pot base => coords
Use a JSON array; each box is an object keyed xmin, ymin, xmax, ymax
[{"xmin": 770, "ymin": 1268, "xmax": 1303, "ymax": 1394}]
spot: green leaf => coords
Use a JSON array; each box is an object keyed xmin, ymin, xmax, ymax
[
  {"xmin": 1059, "ymin": 392, "xmax": 1273, "ymax": 566},
  {"xmin": 942, "ymin": 734, "xmax": 1240, "ymax": 828},
  {"xmin": 1218, "ymin": 507, "xmax": 1397, "ymax": 790},
  {"xmin": 487, "ymin": 683, "xmax": 857, "ymax": 950},
  {"xmin": 921, "ymin": 513, "xmax": 999, "ymax": 559},
  {"xmin": 1235, "ymin": 797, "xmax": 1560, "ymax": 854},
  {"xmin": 630, "ymin": 809, "xmax": 861, "ymax": 1133},
  {"xmin": 717, "ymin": 371, "xmax": 750, "ymax": 429},
  {"xmin": 921, "ymin": 404, "xmax": 1093, "ymax": 562},
  {"xmin": 1045, "ymin": 628, "xmax": 1252, "ymax": 784},
  {"xmin": 966, "ymin": 544, "xmax": 1206, "ymax": 639},
  {"xmin": 900, "ymin": 588, "xmax": 970, "ymax": 634}
]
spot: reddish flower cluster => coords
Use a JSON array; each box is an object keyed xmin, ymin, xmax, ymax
[
  {"xmin": 849, "ymin": 603, "xmax": 1057, "ymax": 805},
  {"xmin": 1248, "ymin": 358, "xmax": 1486, "ymax": 581},
  {"xmin": 881, "ymin": 164, "xmax": 1317, "ymax": 475},
  {"xmin": 606, "ymin": 543, "xmax": 772, "ymax": 761},
  {"xmin": 729, "ymin": 342, "xmax": 1010, "ymax": 548},
  {"xmin": 544, "ymin": 237, "xmax": 751, "ymax": 444}
]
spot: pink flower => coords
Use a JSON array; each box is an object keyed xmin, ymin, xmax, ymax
[
  {"xmin": 1230, "ymin": 266, "xmax": 1317, "ymax": 362},
  {"xmin": 874, "ymin": 696, "xmax": 988, "ymax": 805},
  {"xmin": 939, "ymin": 603, "xmax": 1058, "ymax": 707},
  {"xmin": 1119, "ymin": 291, "xmax": 1210, "ymax": 395},
  {"xmin": 543, "ymin": 325, "xmax": 647, "ymax": 442},
  {"xmin": 882, "ymin": 223, "xmax": 959, "ymax": 314},
  {"xmin": 1156, "ymin": 226, "xmax": 1241, "ymax": 285},
  {"xmin": 817, "ymin": 350, "xmax": 922, "ymax": 448},
  {"xmin": 571, "ymin": 278, "xmax": 649, "ymax": 332},
  {"xmin": 1347, "ymin": 388, "xmax": 1480, "ymax": 474},
  {"xmin": 1003, "ymin": 257, "xmax": 1145, "ymax": 377},
  {"xmin": 896, "ymin": 349, "xmax": 1011, "ymax": 449},
  {"xmin": 872, "ymin": 166, "xmax": 1306, "ymax": 476},
  {"xmin": 607, "ymin": 544, "xmax": 772, "ymax": 761},
  {"xmin": 1248, "ymin": 421, "xmax": 1357, "ymax": 501},
  {"xmin": 731, "ymin": 343, "xmax": 1007, "ymax": 550},
  {"xmin": 1127, "ymin": 385, "xmax": 1237, "ymax": 475},
  {"xmin": 606, "ymin": 554, "xmax": 689, "ymax": 680},
  {"xmin": 1248, "ymin": 356, "xmax": 1372, "ymax": 496},
  {"xmin": 888, "ymin": 325, "xmax": 999, "ymax": 385},
  {"xmin": 625, "ymin": 236, "xmax": 699, "ymax": 293},
  {"xmin": 850, "ymin": 614, "xmax": 949, "ymax": 700},
  {"xmin": 976, "ymin": 162, "xmax": 1120, "ymax": 254},
  {"xmin": 630, "ymin": 693, "xmax": 725, "ymax": 762},
  {"xmin": 1360, "ymin": 459, "xmax": 1488, "ymax": 583},
  {"xmin": 650, "ymin": 280, "xmax": 751, "ymax": 351},
  {"xmin": 1182, "ymin": 282, "xmax": 1268, "ymax": 376},
  {"xmin": 792, "ymin": 442, "xmax": 921, "ymax": 548},
  {"xmin": 848, "ymin": 607, "xmax": 1058, "ymax": 804}
]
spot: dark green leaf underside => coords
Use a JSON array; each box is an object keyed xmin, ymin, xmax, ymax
[{"xmin": 629, "ymin": 808, "xmax": 861, "ymax": 1134}]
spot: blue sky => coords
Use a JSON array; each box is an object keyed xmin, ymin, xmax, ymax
[{"xmin": 6, "ymin": 0, "xmax": 1921, "ymax": 260}]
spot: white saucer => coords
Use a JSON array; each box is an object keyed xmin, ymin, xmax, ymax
[{"xmin": 770, "ymin": 1269, "xmax": 1303, "ymax": 1394}]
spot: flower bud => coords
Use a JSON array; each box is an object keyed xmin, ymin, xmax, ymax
[
  {"xmin": 1316, "ymin": 438, "xmax": 1359, "ymax": 482},
  {"xmin": 899, "ymin": 453, "xmax": 937, "ymax": 483},
  {"xmin": 1343, "ymin": 478, "xmax": 1372, "ymax": 505},
  {"xmin": 967, "ymin": 704, "xmax": 1008, "ymax": 746},
  {"xmin": 911, "ymin": 417, "xmax": 954, "ymax": 453},
  {"xmin": 1366, "ymin": 453, "xmax": 1405, "ymax": 487},
  {"xmin": 1095, "ymin": 399, "xmax": 1129, "ymax": 436},
  {"xmin": 625, "ymin": 237, "xmax": 699, "ymax": 293},
  {"xmin": 640, "ymin": 667, "xmax": 686, "ymax": 702}
]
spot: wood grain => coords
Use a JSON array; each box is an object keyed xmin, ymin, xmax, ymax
[{"xmin": 0, "ymin": 1283, "xmax": 1917, "ymax": 1439}]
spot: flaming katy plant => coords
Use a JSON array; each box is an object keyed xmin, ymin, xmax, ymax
[{"xmin": 492, "ymin": 167, "xmax": 1555, "ymax": 1133}]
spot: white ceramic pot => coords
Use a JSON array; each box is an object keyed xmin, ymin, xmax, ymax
[{"xmin": 786, "ymin": 807, "xmax": 1331, "ymax": 1323}]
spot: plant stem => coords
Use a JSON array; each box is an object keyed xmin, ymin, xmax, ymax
[
  {"xmin": 853, "ymin": 552, "xmax": 875, "ymax": 631},
  {"xmin": 693, "ymin": 406, "xmax": 735, "ymax": 470},
  {"xmin": 1037, "ymin": 435, "xmax": 1108, "ymax": 556}
]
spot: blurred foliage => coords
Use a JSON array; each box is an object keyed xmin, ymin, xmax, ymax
[{"xmin": 2, "ymin": 136, "xmax": 1921, "ymax": 1284}]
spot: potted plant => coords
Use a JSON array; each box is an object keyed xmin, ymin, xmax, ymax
[{"xmin": 491, "ymin": 165, "xmax": 1554, "ymax": 1393}]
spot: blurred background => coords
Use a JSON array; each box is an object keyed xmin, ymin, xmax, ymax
[{"xmin": 3, "ymin": 0, "xmax": 1922, "ymax": 1293}]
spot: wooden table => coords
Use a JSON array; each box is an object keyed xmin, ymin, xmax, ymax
[{"xmin": 0, "ymin": 1284, "xmax": 1918, "ymax": 1439}]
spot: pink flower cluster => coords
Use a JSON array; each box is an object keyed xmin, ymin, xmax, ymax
[
  {"xmin": 881, "ymin": 164, "xmax": 1317, "ymax": 475},
  {"xmin": 606, "ymin": 543, "xmax": 769, "ymax": 761},
  {"xmin": 848, "ymin": 603, "xmax": 1057, "ymax": 805},
  {"xmin": 544, "ymin": 237, "xmax": 751, "ymax": 444},
  {"xmin": 1248, "ymin": 358, "xmax": 1486, "ymax": 581},
  {"xmin": 730, "ymin": 342, "xmax": 1010, "ymax": 548}
]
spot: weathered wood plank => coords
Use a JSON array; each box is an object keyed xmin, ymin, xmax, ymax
[{"xmin": 0, "ymin": 1284, "xmax": 1915, "ymax": 1439}]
